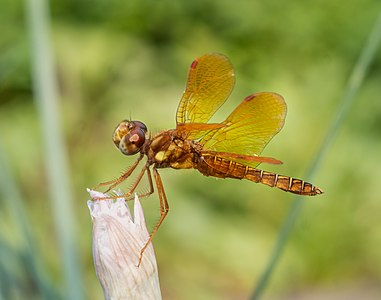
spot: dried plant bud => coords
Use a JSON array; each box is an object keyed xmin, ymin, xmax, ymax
[{"xmin": 87, "ymin": 189, "xmax": 162, "ymax": 300}]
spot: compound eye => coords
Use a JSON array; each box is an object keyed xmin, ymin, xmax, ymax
[
  {"xmin": 119, "ymin": 128, "xmax": 146, "ymax": 155},
  {"xmin": 129, "ymin": 127, "xmax": 146, "ymax": 148},
  {"xmin": 131, "ymin": 121, "xmax": 147, "ymax": 133}
]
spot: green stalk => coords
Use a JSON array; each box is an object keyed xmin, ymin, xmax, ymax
[
  {"xmin": 25, "ymin": 0, "xmax": 84, "ymax": 299},
  {"xmin": 0, "ymin": 143, "xmax": 61, "ymax": 299},
  {"xmin": 251, "ymin": 11, "xmax": 381, "ymax": 300}
]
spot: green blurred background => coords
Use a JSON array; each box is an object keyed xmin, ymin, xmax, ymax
[{"xmin": 1, "ymin": 0, "xmax": 381, "ymax": 299}]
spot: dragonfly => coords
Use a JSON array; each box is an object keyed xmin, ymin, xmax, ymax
[{"xmin": 96, "ymin": 53, "xmax": 323, "ymax": 264}]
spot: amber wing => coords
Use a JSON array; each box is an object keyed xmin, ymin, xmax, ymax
[
  {"xmin": 200, "ymin": 92, "xmax": 287, "ymax": 168},
  {"xmin": 176, "ymin": 53, "xmax": 235, "ymax": 127}
]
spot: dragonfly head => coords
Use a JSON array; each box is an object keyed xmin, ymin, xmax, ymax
[{"xmin": 113, "ymin": 120, "xmax": 147, "ymax": 155}]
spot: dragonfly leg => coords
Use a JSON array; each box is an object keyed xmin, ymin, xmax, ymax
[
  {"xmin": 93, "ymin": 153, "xmax": 144, "ymax": 192},
  {"xmin": 134, "ymin": 166, "xmax": 154, "ymax": 199},
  {"xmin": 137, "ymin": 167, "xmax": 169, "ymax": 267},
  {"xmin": 122, "ymin": 163, "xmax": 154, "ymax": 200},
  {"xmin": 92, "ymin": 162, "xmax": 152, "ymax": 201}
]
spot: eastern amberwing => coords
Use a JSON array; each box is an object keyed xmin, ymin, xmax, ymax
[{"xmin": 96, "ymin": 53, "xmax": 323, "ymax": 263}]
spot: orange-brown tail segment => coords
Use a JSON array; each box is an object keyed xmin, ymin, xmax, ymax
[
  {"xmin": 244, "ymin": 169, "xmax": 323, "ymax": 196},
  {"xmin": 198, "ymin": 155, "xmax": 323, "ymax": 196}
]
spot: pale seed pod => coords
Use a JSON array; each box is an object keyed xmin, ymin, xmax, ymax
[{"xmin": 87, "ymin": 190, "xmax": 162, "ymax": 300}]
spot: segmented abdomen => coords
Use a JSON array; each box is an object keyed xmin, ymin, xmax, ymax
[{"xmin": 197, "ymin": 155, "xmax": 323, "ymax": 196}]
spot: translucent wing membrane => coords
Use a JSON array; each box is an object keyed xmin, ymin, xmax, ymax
[
  {"xmin": 200, "ymin": 92, "xmax": 287, "ymax": 168},
  {"xmin": 176, "ymin": 53, "xmax": 235, "ymax": 125}
]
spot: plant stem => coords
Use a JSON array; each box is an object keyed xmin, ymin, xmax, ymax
[
  {"xmin": 25, "ymin": 0, "xmax": 84, "ymax": 298},
  {"xmin": 251, "ymin": 10, "xmax": 381, "ymax": 300}
]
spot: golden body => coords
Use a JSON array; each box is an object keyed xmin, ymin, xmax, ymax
[
  {"xmin": 97, "ymin": 53, "xmax": 323, "ymax": 265},
  {"xmin": 146, "ymin": 130, "xmax": 322, "ymax": 196}
]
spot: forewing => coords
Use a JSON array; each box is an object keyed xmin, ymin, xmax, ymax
[
  {"xmin": 175, "ymin": 123, "xmax": 226, "ymax": 141},
  {"xmin": 176, "ymin": 53, "xmax": 235, "ymax": 125},
  {"xmin": 201, "ymin": 92, "xmax": 287, "ymax": 168}
]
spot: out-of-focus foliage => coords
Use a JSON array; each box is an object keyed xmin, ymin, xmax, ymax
[{"xmin": 1, "ymin": 0, "xmax": 381, "ymax": 299}]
